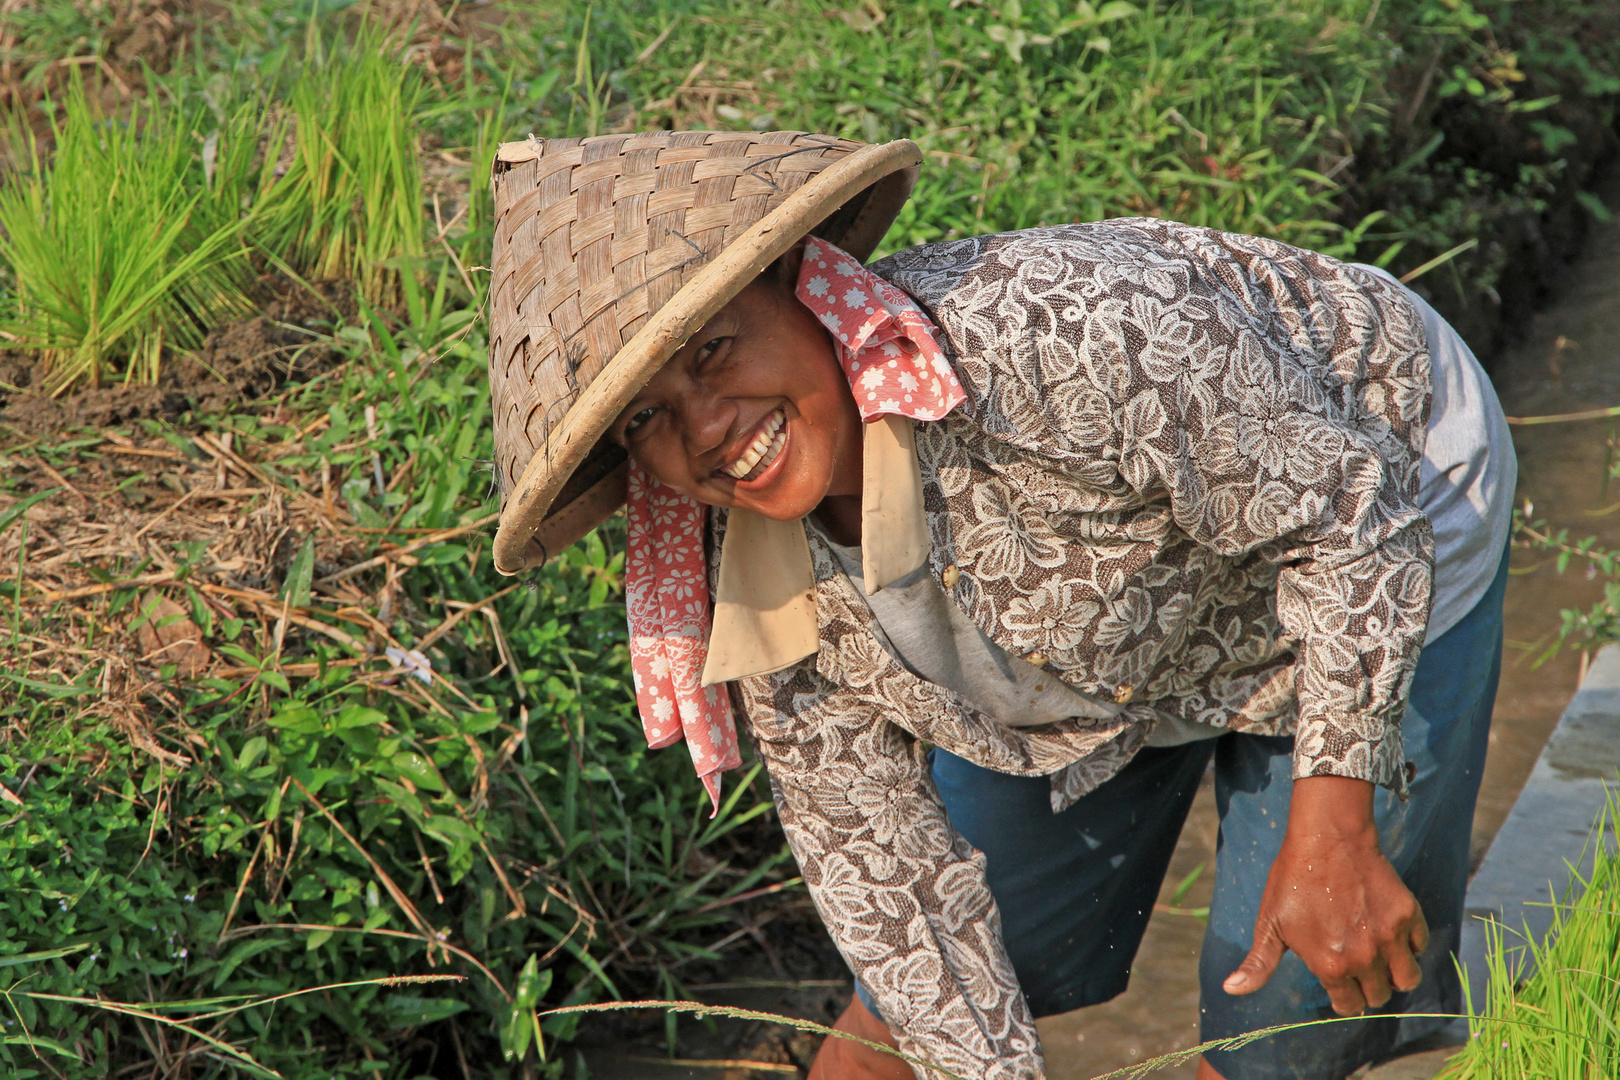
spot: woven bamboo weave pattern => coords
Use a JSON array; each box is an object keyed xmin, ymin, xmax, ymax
[{"xmin": 487, "ymin": 130, "xmax": 867, "ymax": 502}]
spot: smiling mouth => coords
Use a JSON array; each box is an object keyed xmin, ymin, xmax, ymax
[{"xmin": 722, "ymin": 408, "xmax": 787, "ymax": 481}]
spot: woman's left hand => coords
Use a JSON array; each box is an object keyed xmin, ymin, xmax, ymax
[{"xmin": 1220, "ymin": 775, "xmax": 1428, "ymax": 1015}]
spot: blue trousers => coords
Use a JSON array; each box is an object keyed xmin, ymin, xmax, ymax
[{"xmin": 858, "ymin": 551, "xmax": 1506, "ymax": 1079}]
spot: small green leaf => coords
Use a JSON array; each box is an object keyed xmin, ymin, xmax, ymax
[
  {"xmin": 1577, "ymin": 190, "xmax": 1614, "ymax": 224},
  {"xmin": 289, "ymin": 875, "xmax": 326, "ymax": 901},
  {"xmin": 282, "ymin": 535, "xmax": 316, "ymax": 609},
  {"xmin": 423, "ymin": 815, "xmax": 481, "ymax": 844},
  {"xmin": 502, "ymin": 956, "xmax": 553, "ymax": 1060},
  {"xmin": 0, "ymin": 672, "xmax": 95, "ymax": 698},
  {"xmin": 268, "ymin": 706, "xmax": 321, "ymax": 732},
  {"xmin": 0, "ymin": 487, "xmax": 60, "ymax": 536},
  {"xmin": 1095, "ymin": 0, "xmax": 1139, "ymax": 22},
  {"xmin": 514, "ymin": 955, "xmax": 552, "ymax": 1009},
  {"xmin": 333, "ymin": 706, "xmax": 388, "ymax": 730},
  {"xmin": 2, "ymin": 1034, "xmax": 81, "ymax": 1059},
  {"xmin": 383, "ymin": 995, "xmax": 469, "ymax": 1029},
  {"xmin": 416, "ymin": 543, "xmax": 467, "ymax": 566},
  {"xmin": 0, "ymin": 944, "xmax": 89, "ymax": 969},
  {"xmin": 391, "ymin": 751, "xmax": 446, "ymax": 791},
  {"xmin": 237, "ymin": 737, "xmax": 269, "ymax": 772},
  {"xmin": 212, "ymin": 938, "xmax": 285, "ymax": 989}
]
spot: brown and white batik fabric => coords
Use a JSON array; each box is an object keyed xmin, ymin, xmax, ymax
[{"xmin": 723, "ymin": 218, "xmax": 1436, "ymax": 1079}]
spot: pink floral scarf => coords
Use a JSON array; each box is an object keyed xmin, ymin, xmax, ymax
[{"xmin": 624, "ymin": 237, "xmax": 966, "ymax": 812}]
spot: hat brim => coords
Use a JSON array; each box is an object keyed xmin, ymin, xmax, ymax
[{"xmin": 492, "ymin": 138, "xmax": 922, "ymax": 574}]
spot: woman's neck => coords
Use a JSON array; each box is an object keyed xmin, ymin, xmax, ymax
[{"xmin": 812, "ymin": 492, "xmax": 862, "ymax": 547}]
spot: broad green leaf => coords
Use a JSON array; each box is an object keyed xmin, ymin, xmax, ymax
[
  {"xmin": 0, "ymin": 944, "xmax": 89, "ymax": 969},
  {"xmin": 383, "ymin": 995, "xmax": 469, "ymax": 1029},
  {"xmin": 390, "ymin": 751, "xmax": 446, "ymax": 791},
  {"xmin": 2, "ymin": 1034, "xmax": 80, "ymax": 1059}
]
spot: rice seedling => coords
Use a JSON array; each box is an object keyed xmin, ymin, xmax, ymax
[
  {"xmin": 1435, "ymin": 792, "xmax": 1620, "ymax": 1078},
  {"xmin": 251, "ymin": 26, "xmax": 426, "ymax": 307},
  {"xmin": 0, "ymin": 77, "xmax": 259, "ymax": 392}
]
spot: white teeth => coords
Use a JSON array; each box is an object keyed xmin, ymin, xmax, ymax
[{"xmin": 725, "ymin": 410, "xmax": 786, "ymax": 479}]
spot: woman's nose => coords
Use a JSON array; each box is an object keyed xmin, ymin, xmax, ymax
[{"xmin": 677, "ymin": 387, "xmax": 734, "ymax": 460}]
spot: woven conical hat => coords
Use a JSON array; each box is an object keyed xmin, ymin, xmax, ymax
[{"xmin": 487, "ymin": 130, "xmax": 923, "ymax": 575}]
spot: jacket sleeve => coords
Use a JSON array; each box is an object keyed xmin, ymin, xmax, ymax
[{"xmin": 732, "ymin": 658, "xmax": 1046, "ymax": 1080}]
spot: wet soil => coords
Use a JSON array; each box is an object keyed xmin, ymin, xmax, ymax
[{"xmin": 0, "ymin": 277, "xmax": 349, "ymax": 438}]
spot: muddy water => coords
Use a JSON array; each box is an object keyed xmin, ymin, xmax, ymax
[
  {"xmin": 577, "ymin": 206, "xmax": 1620, "ymax": 1079},
  {"xmin": 1040, "ymin": 199, "xmax": 1620, "ymax": 1079}
]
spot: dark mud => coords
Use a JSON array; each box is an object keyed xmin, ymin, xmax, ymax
[{"xmin": 0, "ymin": 278, "xmax": 350, "ymax": 438}]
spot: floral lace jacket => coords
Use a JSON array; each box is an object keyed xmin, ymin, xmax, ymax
[{"xmin": 717, "ymin": 219, "xmax": 1436, "ymax": 1079}]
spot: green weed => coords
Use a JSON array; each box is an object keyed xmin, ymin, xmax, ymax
[{"xmin": 522, "ymin": 0, "xmax": 1388, "ymax": 254}]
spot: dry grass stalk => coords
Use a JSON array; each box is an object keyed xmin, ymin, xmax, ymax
[{"xmin": 0, "ymin": 419, "xmax": 492, "ymax": 768}]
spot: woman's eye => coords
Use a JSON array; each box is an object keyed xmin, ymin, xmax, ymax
[
  {"xmin": 623, "ymin": 407, "xmax": 657, "ymax": 436},
  {"xmin": 695, "ymin": 337, "xmax": 728, "ymax": 366}
]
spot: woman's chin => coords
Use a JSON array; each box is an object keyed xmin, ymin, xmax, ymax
[
  {"xmin": 734, "ymin": 485, "xmax": 821, "ymax": 521},
  {"xmin": 734, "ymin": 467, "xmax": 830, "ymax": 521}
]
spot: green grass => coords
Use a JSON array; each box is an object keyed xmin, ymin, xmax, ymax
[
  {"xmin": 251, "ymin": 27, "xmax": 428, "ymax": 308},
  {"xmin": 591, "ymin": 0, "xmax": 1386, "ymax": 254},
  {"xmin": 0, "ymin": 0, "xmax": 1618, "ymax": 1076},
  {"xmin": 1437, "ymin": 795, "xmax": 1620, "ymax": 1078}
]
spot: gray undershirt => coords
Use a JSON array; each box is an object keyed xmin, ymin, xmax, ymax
[{"xmin": 821, "ymin": 535, "xmax": 1122, "ymax": 729}]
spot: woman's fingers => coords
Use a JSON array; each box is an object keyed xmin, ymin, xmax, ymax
[
  {"xmin": 1387, "ymin": 935, "xmax": 1425, "ymax": 995},
  {"xmin": 1323, "ymin": 971, "xmax": 1371, "ymax": 1016},
  {"xmin": 1408, "ymin": 911, "xmax": 1431, "ymax": 957},
  {"xmin": 1358, "ymin": 964, "xmax": 1397, "ymax": 1011},
  {"xmin": 1223, "ymin": 919, "xmax": 1287, "ymax": 996}
]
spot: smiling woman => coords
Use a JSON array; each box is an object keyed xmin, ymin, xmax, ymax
[{"xmin": 484, "ymin": 129, "xmax": 1517, "ymax": 1080}]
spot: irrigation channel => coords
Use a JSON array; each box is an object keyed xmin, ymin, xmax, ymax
[{"xmin": 573, "ymin": 195, "xmax": 1620, "ymax": 1080}]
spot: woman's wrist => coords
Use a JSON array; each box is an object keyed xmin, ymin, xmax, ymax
[{"xmin": 1285, "ymin": 774, "xmax": 1378, "ymax": 844}]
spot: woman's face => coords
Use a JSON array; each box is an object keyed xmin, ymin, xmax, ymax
[{"xmin": 609, "ymin": 256, "xmax": 863, "ymax": 521}]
